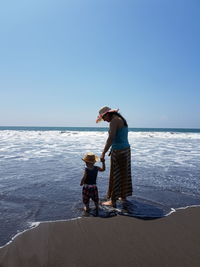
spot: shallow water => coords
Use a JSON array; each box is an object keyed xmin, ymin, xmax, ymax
[{"xmin": 0, "ymin": 129, "xmax": 200, "ymax": 246}]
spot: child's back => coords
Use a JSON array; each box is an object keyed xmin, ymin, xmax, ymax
[{"xmin": 80, "ymin": 152, "xmax": 105, "ymax": 213}]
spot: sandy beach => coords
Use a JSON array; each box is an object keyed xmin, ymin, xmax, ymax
[{"xmin": 0, "ymin": 206, "xmax": 200, "ymax": 267}]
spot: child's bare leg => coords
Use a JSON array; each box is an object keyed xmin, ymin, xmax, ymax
[
  {"xmin": 94, "ymin": 202, "xmax": 99, "ymax": 215},
  {"xmin": 84, "ymin": 203, "xmax": 90, "ymax": 212},
  {"xmin": 95, "ymin": 202, "xmax": 99, "ymax": 210}
]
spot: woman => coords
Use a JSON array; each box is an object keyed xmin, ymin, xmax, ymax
[{"xmin": 96, "ymin": 106, "xmax": 132, "ymax": 207}]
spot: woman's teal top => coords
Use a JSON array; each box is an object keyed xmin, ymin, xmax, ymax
[{"xmin": 111, "ymin": 127, "xmax": 130, "ymax": 150}]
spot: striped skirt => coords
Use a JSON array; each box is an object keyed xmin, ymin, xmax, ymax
[{"xmin": 107, "ymin": 147, "xmax": 132, "ymax": 201}]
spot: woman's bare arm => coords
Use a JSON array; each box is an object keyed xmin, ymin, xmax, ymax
[
  {"xmin": 102, "ymin": 118, "xmax": 118, "ymax": 154},
  {"xmin": 98, "ymin": 159, "xmax": 106, "ymax": 172}
]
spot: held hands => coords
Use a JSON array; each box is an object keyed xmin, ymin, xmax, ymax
[
  {"xmin": 100, "ymin": 152, "xmax": 105, "ymax": 162},
  {"xmin": 100, "ymin": 158, "xmax": 105, "ymax": 162},
  {"xmin": 99, "ymin": 154, "xmax": 106, "ymax": 172}
]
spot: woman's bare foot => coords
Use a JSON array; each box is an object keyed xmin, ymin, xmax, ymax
[
  {"xmin": 102, "ymin": 200, "xmax": 112, "ymax": 206},
  {"xmin": 102, "ymin": 200, "xmax": 116, "ymax": 208}
]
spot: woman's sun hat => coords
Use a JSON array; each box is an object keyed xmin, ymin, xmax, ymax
[
  {"xmin": 96, "ymin": 106, "xmax": 119, "ymax": 123},
  {"xmin": 82, "ymin": 152, "xmax": 99, "ymax": 163}
]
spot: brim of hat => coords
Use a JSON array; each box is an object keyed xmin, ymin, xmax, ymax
[
  {"xmin": 82, "ymin": 156, "xmax": 99, "ymax": 163},
  {"xmin": 96, "ymin": 109, "xmax": 119, "ymax": 123}
]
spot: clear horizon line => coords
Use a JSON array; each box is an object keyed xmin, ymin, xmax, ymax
[{"xmin": 0, "ymin": 125, "xmax": 200, "ymax": 130}]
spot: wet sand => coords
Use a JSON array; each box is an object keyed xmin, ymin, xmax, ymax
[{"xmin": 0, "ymin": 206, "xmax": 200, "ymax": 267}]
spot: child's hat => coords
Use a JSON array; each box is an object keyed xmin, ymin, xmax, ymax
[
  {"xmin": 82, "ymin": 152, "xmax": 99, "ymax": 163},
  {"xmin": 96, "ymin": 106, "xmax": 119, "ymax": 123}
]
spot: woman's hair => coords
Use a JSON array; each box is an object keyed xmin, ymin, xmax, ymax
[{"xmin": 107, "ymin": 112, "xmax": 128, "ymax": 127}]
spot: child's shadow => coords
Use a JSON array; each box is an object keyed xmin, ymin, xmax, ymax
[{"xmin": 82, "ymin": 206, "xmax": 116, "ymax": 218}]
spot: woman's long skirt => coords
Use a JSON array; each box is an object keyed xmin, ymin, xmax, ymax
[{"xmin": 107, "ymin": 147, "xmax": 132, "ymax": 201}]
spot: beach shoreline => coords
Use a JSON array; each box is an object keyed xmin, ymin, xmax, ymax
[{"xmin": 0, "ymin": 206, "xmax": 200, "ymax": 267}]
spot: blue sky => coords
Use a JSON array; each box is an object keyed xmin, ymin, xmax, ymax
[{"xmin": 0, "ymin": 0, "xmax": 199, "ymax": 128}]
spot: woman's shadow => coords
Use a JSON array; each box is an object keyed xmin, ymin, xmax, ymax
[{"xmin": 116, "ymin": 198, "xmax": 170, "ymax": 220}]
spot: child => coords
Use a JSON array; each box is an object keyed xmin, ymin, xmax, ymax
[{"xmin": 80, "ymin": 152, "xmax": 105, "ymax": 213}]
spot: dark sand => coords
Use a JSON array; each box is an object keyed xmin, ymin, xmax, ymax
[{"xmin": 0, "ymin": 206, "xmax": 200, "ymax": 267}]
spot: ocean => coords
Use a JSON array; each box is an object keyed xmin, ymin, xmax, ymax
[{"xmin": 0, "ymin": 127, "xmax": 200, "ymax": 246}]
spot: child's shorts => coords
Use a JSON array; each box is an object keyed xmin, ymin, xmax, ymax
[{"xmin": 82, "ymin": 184, "xmax": 99, "ymax": 204}]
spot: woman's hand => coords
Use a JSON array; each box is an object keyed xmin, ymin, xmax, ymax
[{"xmin": 100, "ymin": 152, "xmax": 105, "ymax": 161}]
